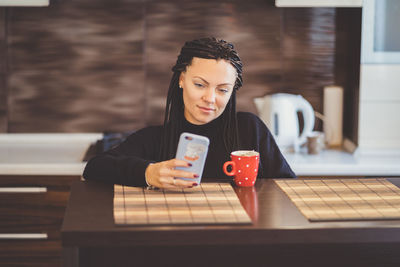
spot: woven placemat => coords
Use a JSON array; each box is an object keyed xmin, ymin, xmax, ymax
[
  {"xmin": 275, "ymin": 178, "xmax": 400, "ymax": 221},
  {"xmin": 114, "ymin": 183, "xmax": 252, "ymax": 225}
]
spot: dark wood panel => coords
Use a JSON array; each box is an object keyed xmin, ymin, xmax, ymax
[
  {"xmin": 0, "ymin": 175, "xmax": 79, "ymax": 266},
  {"xmin": 7, "ymin": 1, "xmax": 144, "ymax": 72},
  {"xmin": 7, "ymin": 70, "xmax": 146, "ymax": 132},
  {"xmin": 1, "ymin": 0, "xmax": 360, "ymax": 136},
  {"xmin": 0, "ymin": 190, "xmax": 71, "ymax": 238},
  {"xmin": 0, "ymin": 175, "xmax": 80, "ymax": 238},
  {"xmin": 0, "ymin": 175, "xmax": 80, "ymax": 187},
  {"xmin": 281, "ymin": 8, "xmax": 336, "ymax": 117},
  {"xmin": 7, "ymin": 0, "xmax": 145, "ymax": 132},
  {"xmin": 334, "ymin": 8, "xmax": 361, "ymax": 144},
  {"xmin": 0, "ymin": 8, "xmax": 6, "ymax": 132},
  {"xmin": 0, "ymin": 240, "xmax": 62, "ymax": 267},
  {"xmin": 0, "ymin": 8, "xmax": 5, "ymax": 73},
  {"xmin": 0, "ymin": 73, "xmax": 6, "ymax": 132},
  {"xmin": 78, "ymin": 243, "xmax": 400, "ymax": 267},
  {"xmin": 228, "ymin": 0, "xmax": 283, "ymax": 114}
]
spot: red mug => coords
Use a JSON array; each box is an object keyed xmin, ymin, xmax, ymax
[{"xmin": 223, "ymin": 150, "xmax": 260, "ymax": 187}]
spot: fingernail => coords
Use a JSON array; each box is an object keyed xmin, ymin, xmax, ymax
[
  {"xmin": 194, "ymin": 174, "xmax": 199, "ymax": 178},
  {"xmin": 188, "ymin": 163, "xmax": 192, "ymax": 167},
  {"xmin": 193, "ymin": 183, "xmax": 198, "ymax": 186}
]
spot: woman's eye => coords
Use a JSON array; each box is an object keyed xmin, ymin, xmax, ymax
[
  {"xmin": 218, "ymin": 88, "xmax": 229, "ymax": 93},
  {"xmin": 194, "ymin": 83, "xmax": 204, "ymax": 88}
]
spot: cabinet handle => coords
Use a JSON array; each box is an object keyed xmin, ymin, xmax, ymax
[
  {"xmin": 0, "ymin": 233, "xmax": 48, "ymax": 239},
  {"xmin": 0, "ymin": 187, "xmax": 47, "ymax": 193}
]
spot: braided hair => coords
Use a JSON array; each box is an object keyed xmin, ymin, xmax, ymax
[{"xmin": 159, "ymin": 37, "xmax": 243, "ymax": 161}]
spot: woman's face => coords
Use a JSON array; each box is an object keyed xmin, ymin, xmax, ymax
[{"xmin": 179, "ymin": 57, "xmax": 237, "ymax": 125}]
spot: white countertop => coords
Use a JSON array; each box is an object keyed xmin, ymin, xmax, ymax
[
  {"xmin": 0, "ymin": 134, "xmax": 102, "ymax": 175},
  {"xmin": 283, "ymin": 149, "xmax": 400, "ymax": 177},
  {"xmin": 0, "ymin": 134, "xmax": 399, "ymax": 177}
]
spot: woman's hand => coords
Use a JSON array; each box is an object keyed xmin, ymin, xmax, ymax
[{"xmin": 145, "ymin": 159, "xmax": 198, "ymax": 189}]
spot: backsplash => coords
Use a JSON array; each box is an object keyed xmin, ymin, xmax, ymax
[{"xmin": 0, "ymin": 0, "xmax": 360, "ymax": 144}]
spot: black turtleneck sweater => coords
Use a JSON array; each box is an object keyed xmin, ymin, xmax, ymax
[{"xmin": 83, "ymin": 112, "xmax": 296, "ymax": 186}]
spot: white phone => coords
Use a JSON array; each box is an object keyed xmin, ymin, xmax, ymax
[{"xmin": 175, "ymin": 132, "xmax": 209, "ymax": 184}]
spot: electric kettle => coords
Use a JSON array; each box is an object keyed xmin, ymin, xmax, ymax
[{"xmin": 254, "ymin": 93, "xmax": 315, "ymax": 152}]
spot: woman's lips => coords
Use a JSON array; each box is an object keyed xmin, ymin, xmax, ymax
[{"xmin": 198, "ymin": 106, "xmax": 215, "ymax": 113}]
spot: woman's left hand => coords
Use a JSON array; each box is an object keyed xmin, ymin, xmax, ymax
[{"xmin": 145, "ymin": 159, "xmax": 198, "ymax": 189}]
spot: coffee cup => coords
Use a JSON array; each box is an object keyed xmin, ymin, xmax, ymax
[
  {"xmin": 223, "ymin": 150, "xmax": 260, "ymax": 187},
  {"xmin": 307, "ymin": 131, "xmax": 325, "ymax": 154}
]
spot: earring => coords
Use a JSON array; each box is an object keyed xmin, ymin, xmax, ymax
[{"xmin": 179, "ymin": 85, "xmax": 182, "ymax": 89}]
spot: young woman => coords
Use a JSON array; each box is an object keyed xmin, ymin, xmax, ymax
[{"xmin": 83, "ymin": 37, "xmax": 296, "ymax": 189}]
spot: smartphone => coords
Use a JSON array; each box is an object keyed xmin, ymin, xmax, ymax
[{"xmin": 175, "ymin": 132, "xmax": 209, "ymax": 184}]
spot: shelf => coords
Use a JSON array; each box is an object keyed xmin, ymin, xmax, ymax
[
  {"xmin": 0, "ymin": 0, "xmax": 49, "ymax": 6},
  {"xmin": 275, "ymin": 0, "xmax": 362, "ymax": 7}
]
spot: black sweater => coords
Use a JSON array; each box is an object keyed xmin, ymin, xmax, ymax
[{"xmin": 83, "ymin": 112, "xmax": 296, "ymax": 186}]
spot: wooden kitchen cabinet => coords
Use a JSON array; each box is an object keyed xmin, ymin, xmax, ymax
[{"xmin": 0, "ymin": 175, "xmax": 80, "ymax": 266}]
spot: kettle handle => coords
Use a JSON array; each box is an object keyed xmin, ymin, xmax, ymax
[{"xmin": 294, "ymin": 96, "xmax": 315, "ymax": 146}]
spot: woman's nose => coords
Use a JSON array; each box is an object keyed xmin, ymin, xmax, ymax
[{"xmin": 202, "ymin": 88, "xmax": 216, "ymax": 103}]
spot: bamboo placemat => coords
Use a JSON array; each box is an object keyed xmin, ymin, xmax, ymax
[
  {"xmin": 113, "ymin": 183, "xmax": 252, "ymax": 225},
  {"xmin": 275, "ymin": 178, "xmax": 400, "ymax": 222}
]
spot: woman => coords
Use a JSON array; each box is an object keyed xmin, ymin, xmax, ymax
[{"xmin": 83, "ymin": 37, "xmax": 296, "ymax": 189}]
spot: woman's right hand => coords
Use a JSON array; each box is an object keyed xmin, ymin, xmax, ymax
[{"xmin": 145, "ymin": 159, "xmax": 198, "ymax": 189}]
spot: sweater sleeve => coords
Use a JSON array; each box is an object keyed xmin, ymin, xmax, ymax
[
  {"xmin": 82, "ymin": 126, "xmax": 161, "ymax": 186},
  {"xmin": 238, "ymin": 112, "xmax": 296, "ymax": 179},
  {"xmin": 259, "ymin": 128, "xmax": 297, "ymax": 178}
]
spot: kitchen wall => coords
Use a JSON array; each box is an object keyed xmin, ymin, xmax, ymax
[
  {"xmin": 0, "ymin": 8, "xmax": 7, "ymax": 133},
  {"xmin": 0, "ymin": 0, "xmax": 360, "ymax": 143}
]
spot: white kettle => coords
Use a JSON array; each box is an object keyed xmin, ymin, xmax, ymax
[{"xmin": 254, "ymin": 93, "xmax": 315, "ymax": 152}]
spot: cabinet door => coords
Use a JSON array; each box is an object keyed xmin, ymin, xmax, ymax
[
  {"xmin": 0, "ymin": 175, "xmax": 80, "ymax": 266},
  {"xmin": 0, "ymin": 188, "xmax": 48, "ymax": 234},
  {"xmin": 362, "ymin": 0, "xmax": 400, "ymax": 63}
]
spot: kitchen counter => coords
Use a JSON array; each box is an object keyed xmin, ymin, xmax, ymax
[
  {"xmin": 0, "ymin": 133, "xmax": 102, "ymax": 175},
  {"xmin": 1, "ymin": 133, "xmax": 399, "ymax": 177},
  {"xmin": 283, "ymin": 148, "xmax": 400, "ymax": 176}
]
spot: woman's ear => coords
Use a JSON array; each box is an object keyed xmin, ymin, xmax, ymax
[{"xmin": 179, "ymin": 72, "xmax": 185, "ymax": 88}]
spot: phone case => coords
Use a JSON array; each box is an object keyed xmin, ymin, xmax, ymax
[{"xmin": 175, "ymin": 132, "xmax": 209, "ymax": 184}]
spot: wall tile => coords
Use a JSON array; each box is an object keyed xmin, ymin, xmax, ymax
[
  {"xmin": 0, "ymin": 8, "xmax": 7, "ymax": 132},
  {"xmin": 7, "ymin": 0, "xmax": 145, "ymax": 132},
  {"xmin": 2, "ymin": 0, "xmax": 353, "ymax": 135},
  {"xmin": 0, "ymin": 8, "xmax": 5, "ymax": 74},
  {"xmin": 226, "ymin": 0, "xmax": 283, "ymax": 114},
  {"xmin": 334, "ymin": 8, "xmax": 361, "ymax": 144},
  {"xmin": 281, "ymin": 8, "xmax": 336, "ymax": 114},
  {"xmin": 0, "ymin": 74, "xmax": 6, "ymax": 132},
  {"xmin": 8, "ymin": 0, "xmax": 144, "ymax": 73},
  {"xmin": 8, "ymin": 70, "xmax": 145, "ymax": 132}
]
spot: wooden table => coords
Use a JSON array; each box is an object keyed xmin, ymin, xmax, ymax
[{"xmin": 62, "ymin": 179, "xmax": 400, "ymax": 267}]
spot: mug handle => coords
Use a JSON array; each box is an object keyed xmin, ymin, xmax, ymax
[{"xmin": 223, "ymin": 161, "xmax": 236, "ymax": 176}]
